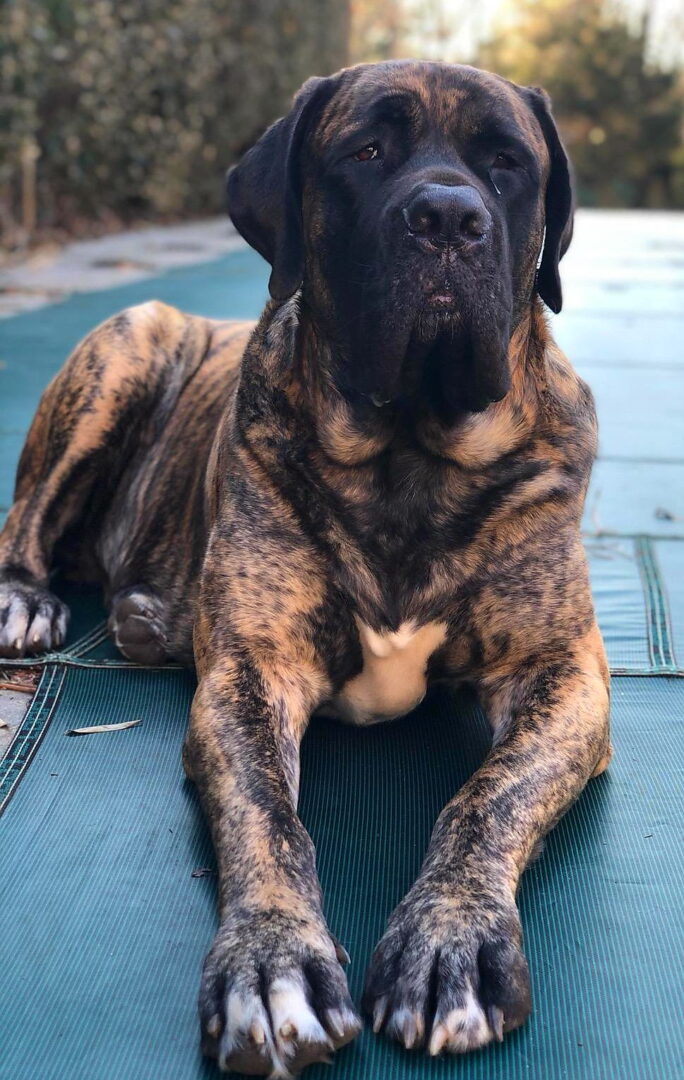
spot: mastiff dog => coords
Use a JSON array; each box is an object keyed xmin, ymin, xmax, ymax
[{"xmin": 0, "ymin": 61, "xmax": 611, "ymax": 1076}]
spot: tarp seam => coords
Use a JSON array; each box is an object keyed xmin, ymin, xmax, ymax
[{"xmin": 635, "ymin": 535, "xmax": 677, "ymax": 671}]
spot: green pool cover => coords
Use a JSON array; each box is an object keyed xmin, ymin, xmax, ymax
[{"xmin": 1, "ymin": 250, "xmax": 683, "ymax": 1079}]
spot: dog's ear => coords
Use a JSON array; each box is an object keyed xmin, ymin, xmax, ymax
[
  {"xmin": 525, "ymin": 87, "xmax": 574, "ymax": 314},
  {"xmin": 226, "ymin": 76, "xmax": 337, "ymax": 302}
]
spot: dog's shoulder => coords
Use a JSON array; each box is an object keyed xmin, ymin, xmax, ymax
[{"xmin": 536, "ymin": 330, "xmax": 598, "ymax": 477}]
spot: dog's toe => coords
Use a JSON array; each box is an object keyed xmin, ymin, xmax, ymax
[{"xmin": 0, "ymin": 579, "xmax": 69, "ymax": 658}]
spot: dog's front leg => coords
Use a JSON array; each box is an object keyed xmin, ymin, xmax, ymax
[
  {"xmin": 363, "ymin": 624, "xmax": 611, "ymax": 1055},
  {"xmin": 185, "ymin": 656, "xmax": 361, "ymax": 1076}
]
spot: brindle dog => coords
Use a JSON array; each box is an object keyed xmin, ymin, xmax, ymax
[{"xmin": 0, "ymin": 62, "xmax": 611, "ymax": 1076}]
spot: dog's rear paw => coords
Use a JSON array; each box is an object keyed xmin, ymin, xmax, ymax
[
  {"xmin": 0, "ymin": 574, "xmax": 69, "ymax": 657},
  {"xmin": 109, "ymin": 587, "xmax": 168, "ymax": 665},
  {"xmin": 200, "ymin": 909, "xmax": 361, "ymax": 1076}
]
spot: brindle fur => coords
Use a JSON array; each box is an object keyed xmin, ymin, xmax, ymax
[{"xmin": 0, "ymin": 61, "xmax": 610, "ymax": 1076}]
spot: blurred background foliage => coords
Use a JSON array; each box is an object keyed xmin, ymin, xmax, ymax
[
  {"xmin": 353, "ymin": 0, "xmax": 684, "ymax": 209},
  {"xmin": 1, "ymin": 0, "xmax": 683, "ymax": 248},
  {"xmin": 475, "ymin": 0, "xmax": 684, "ymax": 209},
  {"xmin": 0, "ymin": 0, "xmax": 349, "ymax": 245}
]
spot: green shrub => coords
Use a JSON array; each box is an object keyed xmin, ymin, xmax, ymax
[
  {"xmin": 477, "ymin": 0, "xmax": 684, "ymax": 209},
  {"xmin": 0, "ymin": 0, "xmax": 349, "ymax": 243}
]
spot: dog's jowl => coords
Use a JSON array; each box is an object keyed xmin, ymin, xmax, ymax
[{"xmin": 0, "ymin": 61, "xmax": 611, "ymax": 1075}]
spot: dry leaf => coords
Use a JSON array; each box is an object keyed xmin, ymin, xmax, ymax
[{"xmin": 65, "ymin": 719, "xmax": 142, "ymax": 736}]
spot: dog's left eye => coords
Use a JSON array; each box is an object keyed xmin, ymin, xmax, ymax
[
  {"xmin": 353, "ymin": 143, "xmax": 380, "ymax": 162},
  {"xmin": 492, "ymin": 150, "xmax": 520, "ymax": 170}
]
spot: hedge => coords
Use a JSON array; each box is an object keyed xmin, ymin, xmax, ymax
[{"xmin": 0, "ymin": 0, "xmax": 349, "ymax": 242}]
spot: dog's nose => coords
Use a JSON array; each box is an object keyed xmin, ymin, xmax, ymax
[{"xmin": 403, "ymin": 183, "xmax": 491, "ymax": 244}]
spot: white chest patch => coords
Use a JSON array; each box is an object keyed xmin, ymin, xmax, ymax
[{"xmin": 330, "ymin": 618, "xmax": 448, "ymax": 726}]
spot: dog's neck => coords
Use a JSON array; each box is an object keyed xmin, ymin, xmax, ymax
[
  {"xmin": 239, "ymin": 297, "xmax": 551, "ymax": 469},
  {"xmin": 414, "ymin": 304, "xmax": 550, "ymax": 467},
  {"xmin": 292, "ymin": 302, "xmax": 550, "ymax": 468}
]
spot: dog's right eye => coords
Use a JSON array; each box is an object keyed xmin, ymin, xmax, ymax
[
  {"xmin": 492, "ymin": 150, "xmax": 520, "ymax": 170},
  {"xmin": 353, "ymin": 143, "xmax": 380, "ymax": 162}
]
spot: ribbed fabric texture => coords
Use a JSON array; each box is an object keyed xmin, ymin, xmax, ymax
[{"xmin": 1, "ymin": 671, "xmax": 683, "ymax": 1078}]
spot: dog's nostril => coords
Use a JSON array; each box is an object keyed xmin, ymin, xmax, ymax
[
  {"xmin": 415, "ymin": 209, "xmax": 441, "ymax": 235},
  {"xmin": 404, "ymin": 183, "xmax": 491, "ymax": 244},
  {"xmin": 462, "ymin": 209, "xmax": 488, "ymax": 239},
  {"xmin": 403, "ymin": 201, "xmax": 442, "ymax": 238}
]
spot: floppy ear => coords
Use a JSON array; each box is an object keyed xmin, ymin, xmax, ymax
[
  {"xmin": 525, "ymin": 87, "xmax": 574, "ymax": 314},
  {"xmin": 226, "ymin": 76, "xmax": 338, "ymax": 302}
]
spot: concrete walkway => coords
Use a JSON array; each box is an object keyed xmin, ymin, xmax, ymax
[
  {"xmin": 0, "ymin": 684, "xmax": 36, "ymax": 755},
  {"xmin": 0, "ymin": 218, "xmax": 241, "ymax": 317}
]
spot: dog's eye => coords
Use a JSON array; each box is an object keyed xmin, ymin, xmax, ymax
[
  {"xmin": 353, "ymin": 143, "xmax": 380, "ymax": 162},
  {"xmin": 492, "ymin": 150, "xmax": 519, "ymax": 170}
]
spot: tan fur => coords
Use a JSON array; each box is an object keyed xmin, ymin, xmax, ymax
[{"xmin": 330, "ymin": 618, "xmax": 448, "ymax": 724}]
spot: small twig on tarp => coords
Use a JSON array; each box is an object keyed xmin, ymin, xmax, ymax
[
  {"xmin": 65, "ymin": 719, "xmax": 142, "ymax": 736},
  {"xmin": 0, "ymin": 668, "xmax": 40, "ymax": 694},
  {"xmin": 191, "ymin": 868, "xmax": 214, "ymax": 878},
  {"xmin": 0, "ymin": 680, "xmax": 35, "ymax": 693}
]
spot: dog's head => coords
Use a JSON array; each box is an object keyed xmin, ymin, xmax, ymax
[{"xmin": 227, "ymin": 61, "xmax": 573, "ymax": 421}]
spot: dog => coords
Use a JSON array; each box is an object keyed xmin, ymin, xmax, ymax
[{"xmin": 0, "ymin": 61, "xmax": 611, "ymax": 1076}]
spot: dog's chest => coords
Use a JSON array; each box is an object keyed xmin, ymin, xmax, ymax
[{"xmin": 327, "ymin": 618, "xmax": 448, "ymax": 726}]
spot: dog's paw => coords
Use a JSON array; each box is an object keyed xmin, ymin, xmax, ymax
[
  {"xmin": 108, "ymin": 587, "xmax": 168, "ymax": 665},
  {"xmin": 199, "ymin": 909, "xmax": 362, "ymax": 1076},
  {"xmin": 0, "ymin": 576, "xmax": 69, "ymax": 657},
  {"xmin": 362, "ymin": 886, "xmax": 530, "ymax": 1055}
]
